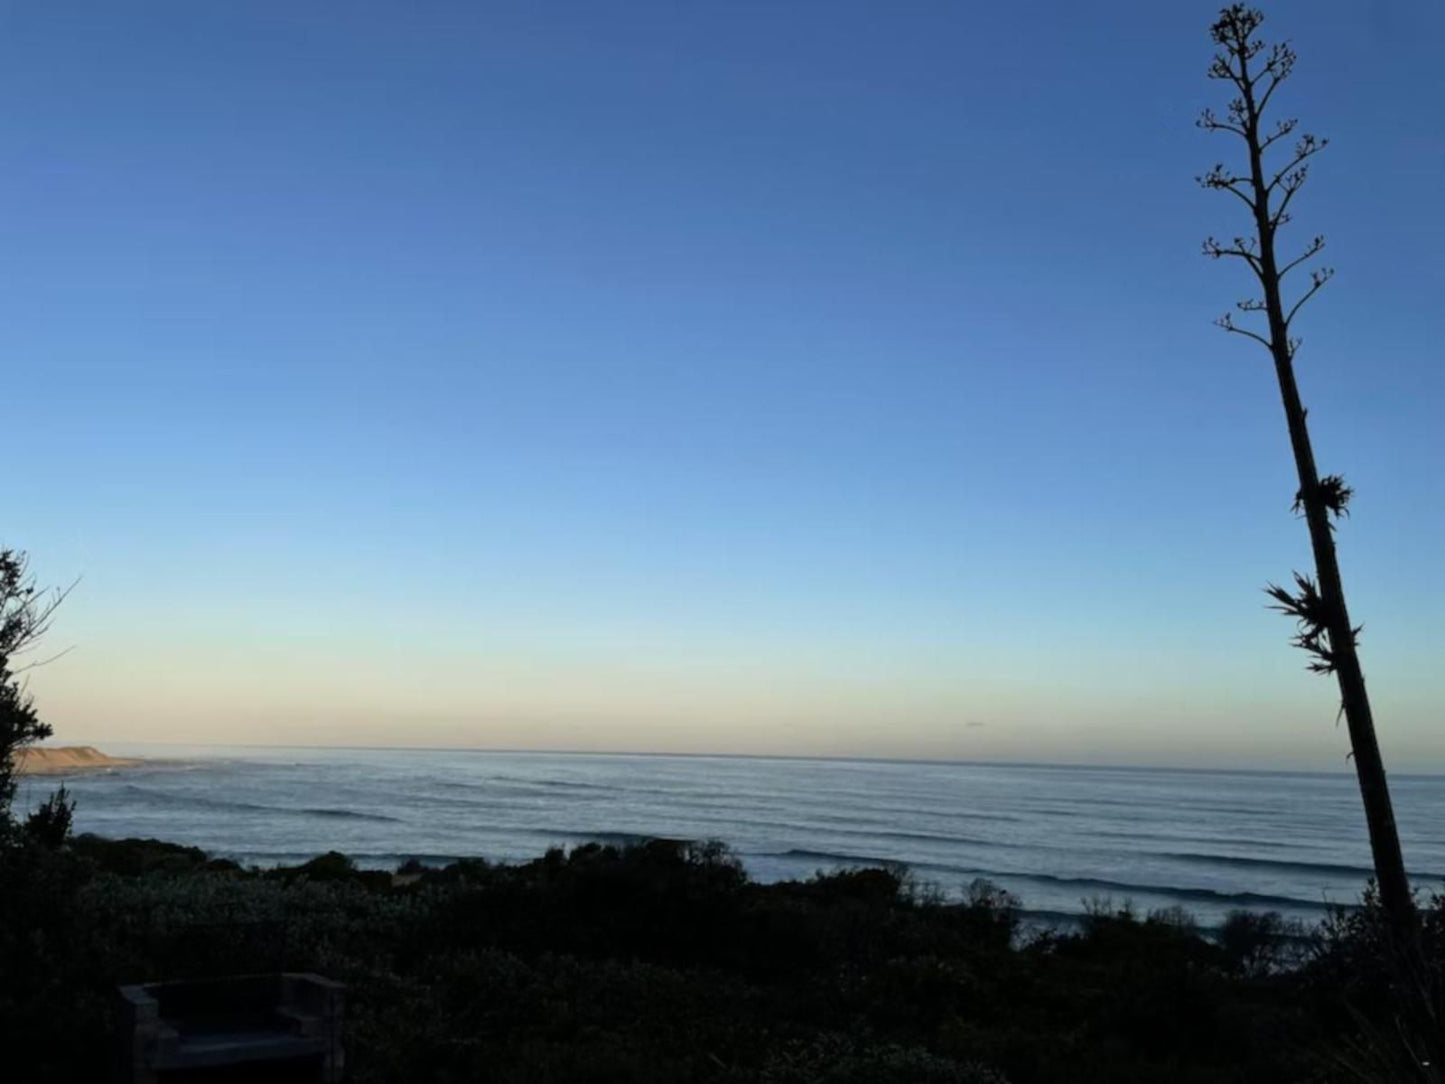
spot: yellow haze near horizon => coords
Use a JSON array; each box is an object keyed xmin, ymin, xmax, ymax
[{"xmin": 23, "ymin": 633, "xmax": 1393, "ymax": 771}]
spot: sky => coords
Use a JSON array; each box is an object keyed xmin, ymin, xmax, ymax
[{"xmin": 2, "ymin": 1, "xmax": 1441, "ymax": 769}]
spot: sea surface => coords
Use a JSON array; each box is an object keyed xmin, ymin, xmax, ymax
[{"xmin": 23, "ymin": 745, "xmax": 1445, "ymax": 929}]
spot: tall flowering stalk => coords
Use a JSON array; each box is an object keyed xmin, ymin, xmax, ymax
[{"xmin": 1197, "ymin": 6, "xmax": 1416, "ymax": 954}]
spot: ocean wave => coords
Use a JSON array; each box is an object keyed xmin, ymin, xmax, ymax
[
  {"xmin": 119, "ymin": 784, "xmax": 273, "ymax": 814},
  {"xmin": 435, "ymin": 776, "xmax": 621, "ymax": 797},
  {"xmin": 1163, "ymin": 851, "xmax": 1445, "ymax": 882},
  {"xmin": 491, "ymin": 775, "xmax": 621, "ymax": 792},
  {"xmin": 730, "ymin": 794, "xmax": 1026, "ymax": 825},
  {"xmin": 759, "ymin": 847, "xmax": 1333, "ymax": 911},
  {"xmin": 118, "ymin": 785, "xmax": 402, "ymax": 823},
  {"xmin": 299, "ymin": 807, "xmax": 404, "ymax": 823},
  {"xmin": 767, "ymin": 847, "xmax": 910, "ymax": 868},
  {"xmin": 860, "ymin": 828, "xmax": 1003, "ymax": 848},
  {"xmin": 1094, "ymin": 829, "xmax": 1297, "ymax": 850},
  {"xmin": 419, "ymin": 781, "xmax": 1024, "ymax": 835},
  {"xmin": 1006, "ymin": 869, "xmax": 1332, "ymax": 911},
  {"xmin": 67, "ymin": 752, "xmax": 1440, "ymax": 921}
]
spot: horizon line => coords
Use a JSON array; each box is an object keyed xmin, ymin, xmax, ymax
[{"xmin": 42, "ymin": 738, "xmax": 1418, "ymax": 780}]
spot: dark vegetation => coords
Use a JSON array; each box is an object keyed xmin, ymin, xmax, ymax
[
  {"xmin": 2, "ymin": 829, "xmax": 1440, "ymax": 1084},
  {"xmin": 0, "ymin": 549, "xmax": 69, "ymax": 844}
]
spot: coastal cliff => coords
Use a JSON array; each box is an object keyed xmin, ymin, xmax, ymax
[{"xmin": 14, "ymin": 746, "xmax": 139, "ymax": 775}]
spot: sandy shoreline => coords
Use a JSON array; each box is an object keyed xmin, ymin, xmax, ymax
[{"xmin": 14, "ymin": 746, "xmax": 141, "ymax": 775}]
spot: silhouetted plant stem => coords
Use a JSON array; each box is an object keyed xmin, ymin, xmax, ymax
[{"xmin": 1198, "ymin": 7, "xmax": 1417, "ymax": 959}]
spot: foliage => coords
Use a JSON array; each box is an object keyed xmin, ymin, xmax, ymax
[
  {"xmin": 0, "ymin": 834, "xmax": 1397, "ymax": 1083},
  {"xmin": 1294, "ymin": 884, "xmax": 1445, "ymax": 1082},
  {"xmin": 760, "ymin": 1034, "xmax": 1008, "ymax": 1084},
  {"xmin": 0, "ymin": 547, "xmax": 76, "ymax": 866},
  {"xmin": 0, "ymin": 548, "xmax": 63, "ymax": 830},
  {"xmin": 1265, "ymin": 572, "xmax": 1359, "ymax": 677},
  {"xmin": 1217, "ymin": 909, "xmax": 1311, "ymax": 978},
  {"xmin": 23, "ymin": 784, "xmax": 74, "ymax": 848}
]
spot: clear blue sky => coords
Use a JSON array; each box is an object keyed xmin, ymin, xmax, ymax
[{"xmin": 3, "ymin": 1, "xmax": 1441, "ymax": 768}]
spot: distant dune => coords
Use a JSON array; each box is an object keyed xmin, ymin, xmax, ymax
[{"xmin": 14, "ymin": 746, "xmax": 140, "ymax": 775}]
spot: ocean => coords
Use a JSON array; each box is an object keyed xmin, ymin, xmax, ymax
[{"xmin": 23, "ymin": 745, "xmax": 1445, "ymax": 929}]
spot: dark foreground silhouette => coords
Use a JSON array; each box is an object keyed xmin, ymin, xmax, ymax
[{"xmin": 1, "ymin": 834, "xmax": 1436, "ymax": 1083}]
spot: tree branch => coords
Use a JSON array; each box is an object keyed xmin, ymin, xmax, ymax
[
  {"xmin": 11, "ymin": 644, "xmax": 76, "ymax": 675},
  {"xmin": 1259, "ymin": 116, "xmax": 1298, "ymax": 151},
  {"xmin": 1197, "ymin": 107, "xmax": 1247, "ymax": 138},
  {"xmin": 1202, "ymin": 236, "xmax": 1265, "ymax": 280},
  {"xmin": 1, "ymin": 558, "xmax": 75, "ymax": 661},
  {"xmin": 1268, "ymin": 175, "xmax": 1306, "ymax": 229},
  {"xmin": 1197, "ymin": 165, "xmax": 1258, "ymax": 210},
  {"xmin": 1284, "ymin": 267, "xmax": 1334, "ymax": 327},
  {"xmin": 1278, "ymin": 235, "xmax": 1326, "ymax": 279},
  {"xmin": 1255, "ymin": 41, "xmax": 1297, "ymax": 113},
  {"xmin": 1216, "ymin": 312, "xmax": 1273, "ymax": 351},
  {"xmin": 1268, "ymin": 134, "xmax": 1328, "ymax": 192},
  {"xmin": 1207, "ymin": 52, "xmax": 1248, "ymax": 92}
]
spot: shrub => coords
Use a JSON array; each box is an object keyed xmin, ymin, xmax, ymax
[
  {"xmin": 1218, "ymin": 910, "xmax": 1290, "ymax": 977},
  {"xmin": 959, "ymin": 878, "xmax": 1021, "ymax": 947},
  {"xmin": 0, "ymin": 835, "xmax": 1344, "ymax": 1083},
  {"xmin": 761, "ymin": 1034, "xmax": 1008, "ymax": 1084},
  {"xmin": 72, "ymin": 833, "xmax": 211, "ymax": 876},
  {"xmin": 23, "ymin": 784, "xmax": 74, "ymax": 848}
]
